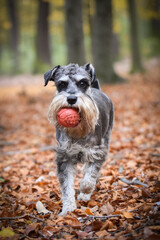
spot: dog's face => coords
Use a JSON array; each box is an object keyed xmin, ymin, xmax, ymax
[
  {"xmin": 52, "ymin": 64, "xmax": 92, "ymax": 106},
  {"xmin": 44, "ymin": 63, "xmax": 99, "ymax": 138}
]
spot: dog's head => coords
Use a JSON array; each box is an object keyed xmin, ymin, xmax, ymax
[
  {"xmin": 44, "ymin": 63, "xmax": 100, "ymax": 138},
  {"xmin": 44, "ymin": 63, "xmax": 100, "ymax": 90}
]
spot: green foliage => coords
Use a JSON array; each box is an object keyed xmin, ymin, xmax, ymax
[
  {"xmin": 0, "ymin": 228, "xmax": 15, "ymax": 238},
  {"xmin": 0, "ymin": 177, "xmax": 5, "ymax": 183}
]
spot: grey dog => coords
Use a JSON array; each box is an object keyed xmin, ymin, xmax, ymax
[{"xmin": 44, "ymin": 63, "xmax": 114, "ymax": 215}]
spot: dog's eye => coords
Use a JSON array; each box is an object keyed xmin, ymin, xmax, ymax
[
  {"xmin": 57, "ymin": 81, "xmax": 68, "ymax": 92},
  {"xmin": 77, "ymin": 80, "xmax": 89, "ymax": 90}
]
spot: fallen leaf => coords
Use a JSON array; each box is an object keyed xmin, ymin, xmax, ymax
[
  {"xmin": 100, "ymin": 202, "xmax": 114, "ymax": 215},
  {"xmin": 25, "ymin": 223, "xmax": 40, "ymax": 235},
  {"xmin": 122, "ymin": 211, "xmax": 133, "ymax": 219},
  {"xmin": 73, "ymin": 209, "xmax": 87, "ymax": 217},
  {"xmin": 142, "ymin": 188, "xmax": 151, "ymax": 197},
  {"xmin": 76, "ymin": 231, "xmax": 91, "ymax": 240},
  {"xmin": 85, "ymin": 208, "xmax": 94, "ymax": 215},
  {"xmin": 35, "ymin": 176, "xmax": 44, "ymax": 183},
  {"xmin": 36, "ymin": 201, "xmax": 51, "ymax": 214},
  {"xmin": 91, "ymin": 220, "xmax": 103, "ymax": 231},
  {"xmin": 64, "ymin": 216, "xmax": 82, "ymax": 228},
  {"xmin": 149, "ymin": 226, "xmax": 160, "ymax": 231},
  {"xmin": 27, "ymin": 201, "xmax": 36, "ymax": 209},
  {"xmin": 41, "ymin": 225, "xmax": 60, "ymax": 237},
  {"xmin": 101, "ymin": 220, "xmax": 114, "ymax": 230},
  {"xmin": 112, "ymin": 191, "xmax": 118, "ymax": 201},
  {"xmin": 88, "ymin": 200, "xmax": 97, "ymax": 208},
  {"xmin": 127, "ymin": 160, "xmax": 137, "ymax": 168},
  {"xmin": 96, "ymin": 230, "xmax": 109, "ymax": 238},
  {"xmin": 143, "ymin": 227, "xmax": 160, "ymax": 240}
]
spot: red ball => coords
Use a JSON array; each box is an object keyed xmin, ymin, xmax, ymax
[{"xmin": 56, "ymin": 108, "xmax": 80, "ymax": 128}]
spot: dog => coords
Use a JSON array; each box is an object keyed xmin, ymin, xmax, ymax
[{"xmin": 44, "ymin": 63, "xmax": 114, "ymax": 215}]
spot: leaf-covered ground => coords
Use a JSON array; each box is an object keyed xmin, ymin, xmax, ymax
[{"xmin": 0, "ymin": 63, "xmax": 160, "ymax": 239}]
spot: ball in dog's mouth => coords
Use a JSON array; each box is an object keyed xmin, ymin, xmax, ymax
[{"xmin": 56, "ymin": 108, "xmax": 80, "ymax": 128}]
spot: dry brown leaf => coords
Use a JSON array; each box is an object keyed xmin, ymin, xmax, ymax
[
  {"xmin": 100, "ymin": 202, "xmax": 114, "ymax": 215},
  {"xmin": 64, "ymin": 216, "xmax": 82, "ymax": 228},
  {"xmin": 85, "ymin": 208, "xmax": 94, "ymax": 215},
  {"xmin": 112, "ymin": 191, "xmax": 118, "ymax": 201},
  {"xmin": 142, "ymin": 188, "xmax": 152, "ymax": 198},
  {"xmin": 88, "ymin": 200, "xmax": 97, "ymax": 208},
  {"xmin": 76, "ymin": 231, "xmax": 91, "ymax": 240},
  {"xmin": 149, "ymin": 226, "xmax": 160, "ymax": 231},
  {"xmin": 143, "ymin": 227, "xmax": 160, "ymax": 240},
  {"xmin": 91, "ymin": 220, "xmax": 103, "ymax": 231},
  {"xmin": 100, "ymin": 220, "xmax": 114, "ymax": 230},
  {"xmin": 41, "ymin": 225, "xmax": 60, "ymax": 237},
  {"xmin": 73, "ymin": 209, "xmax": 87, "ymax": 217},
  {"xmin": 25, "ymin": 223, "xmax": 40, "ymax": 235},
  {"xmin": 122, "ymin": 211, "xmax": 133, "ymax": 219},
  {"xmin": 127, "ymin": 160, "xmax": 137, "ymax": 168},
  {"xmin": 96, "ymin": 230, "xmax": 109, "ymax": 238}
]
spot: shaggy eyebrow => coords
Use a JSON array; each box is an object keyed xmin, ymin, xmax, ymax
[
  {"xmin": 74, "ymin": 74, "xmax": 89, "ymax": 81},
  {"xmin": 58, "ymin": 76, "xmax": 69, "ymax": 82}
]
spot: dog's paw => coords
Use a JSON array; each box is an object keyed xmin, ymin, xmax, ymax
[
  {"xmin": 59, "ymin": 202, "xmax": 77, "ymax": 216},
  {"xmin": 58, "ymin": 210, "xmax": 67, "ymax": 216},
  {"xmin": 77, "ymin": 193, "xmax": 91, "ymax": 201}
]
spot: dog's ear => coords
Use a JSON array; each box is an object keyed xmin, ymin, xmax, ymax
[
  {"xmin": 44, "ymin": 65, "xmax": 60, "ymax": 86},
  {"xmin": 84, "ymin": 63, "xmax": 100, "ymax": 90}
]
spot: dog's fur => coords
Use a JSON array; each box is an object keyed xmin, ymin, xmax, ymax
[{"xmin": 44, "ymin": 63, "xmax": 114, "ymax": 215}]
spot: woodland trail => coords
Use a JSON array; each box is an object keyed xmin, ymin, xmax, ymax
[{"xmin": 0, "ymin": 64, "xmax": 160, "ymax": 239}]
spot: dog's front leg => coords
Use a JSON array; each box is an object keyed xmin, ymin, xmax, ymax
[
  {"xmin": 78, "ymin": 161, "xmax": 103, "ymax": 201},
  {"xmin": 57, "ymin": 160, "xmax": 77, "ymax": 215}
]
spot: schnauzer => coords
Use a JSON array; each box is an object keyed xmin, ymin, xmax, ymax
[{"xmin": 44, "ymin": 63, "xmax": 114, "ymax": 215}]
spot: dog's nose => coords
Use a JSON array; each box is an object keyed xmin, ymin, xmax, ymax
[{"xmin": 67, "ymin": 96, "xmax": 77, "ymax": 105}]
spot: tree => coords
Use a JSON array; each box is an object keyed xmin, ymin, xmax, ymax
[
  {"xmin": 89, "ymin": 0, "xmax": 122, "ymax": 83},
  {"xmin": 7, "ymin": 0, "xmax": 19, "ymax": 71},
  {"xmin": 35, "ymin": 0, "xmax": 51, "ymax": 72},
  {"xmin": 127, "ymin": 0, "xmax": 143, "ymax": 72},
  {"xmin": 65, "ymin": 0, "xmax": 85, "ymax": 65}
]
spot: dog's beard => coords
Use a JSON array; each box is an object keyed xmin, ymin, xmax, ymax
[{"xmin": 48, "ymin": 92, "xmax": 99, "ymax": 138}]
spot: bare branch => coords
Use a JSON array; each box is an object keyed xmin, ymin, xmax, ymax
[
  {"xmin": 79, "ymin": 214, "xmax": 120, "ymax": 222},
  {"xmin": 0, "ymin": 214, "xmax": 45, "ymax": 222},
  {"xmin": 119, "ymin": 177, "xmax": 149, "ymax": 188}
]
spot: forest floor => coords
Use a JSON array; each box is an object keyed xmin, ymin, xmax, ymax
[{"xmin": 0, "ymin": 62, "xmax": 160, "ymax": 239}]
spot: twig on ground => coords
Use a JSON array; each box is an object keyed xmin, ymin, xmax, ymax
[
  {"xmin": 119, "ymin": 177, "xmax": 149, "ymax": 188},
  {"xmin": 1, "ymin": 145, "xmax": 54, "ymax": 156},
  {"xmin": 0, "ymin": 214, "xmax": 45, "ymax": 222},
  {"xmin": 150, "ymin": 153, "xmax": 160, "ymax": 157},
  {"xmin": 79, "ymin": 214, "xmax": 121, "ymax": 222},
  {"xmin": 28, "ymin": 214, "xmax": 45, "ymax": 222},
  {"xmin": 38, "ymin": 230, "xmax": 49, "ymax": 239},
  {"xmin": 0, "ymin": 214, "xmax": 26, "ymax": 220}
]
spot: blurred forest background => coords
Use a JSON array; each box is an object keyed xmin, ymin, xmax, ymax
[
  {"xmin": 0, "ymin": 1, "xmax": 160, "ymax": 238},
  {"xmin": 0, "ymin": 0, "xmax": 160, "ymax": 83}
]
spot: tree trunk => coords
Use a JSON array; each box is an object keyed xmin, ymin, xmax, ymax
[
  {"xmin": 7, "ymin": 0, "xmax": 19, "ymax": 70},
  {"xmin": 89, "ymin": 0, "xmax": 122, "ymax": 83},
  {"xmin": 95, "ymin": 0, "xmax": 113, "ymax": 82},
  {"xmin": 65, "ymin": 0, "xmax": 85, "ymax": 65},
  {"xmin": 36, "ymin": 0, "xmax": 51, "ymax": 66},
  {"xmin": 127, "ymin": 0, "xmax": 143, "ymax": 72},
  {"xmin": 87, "ymin": 0, "xmax": 97, "ymax": 66}
]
